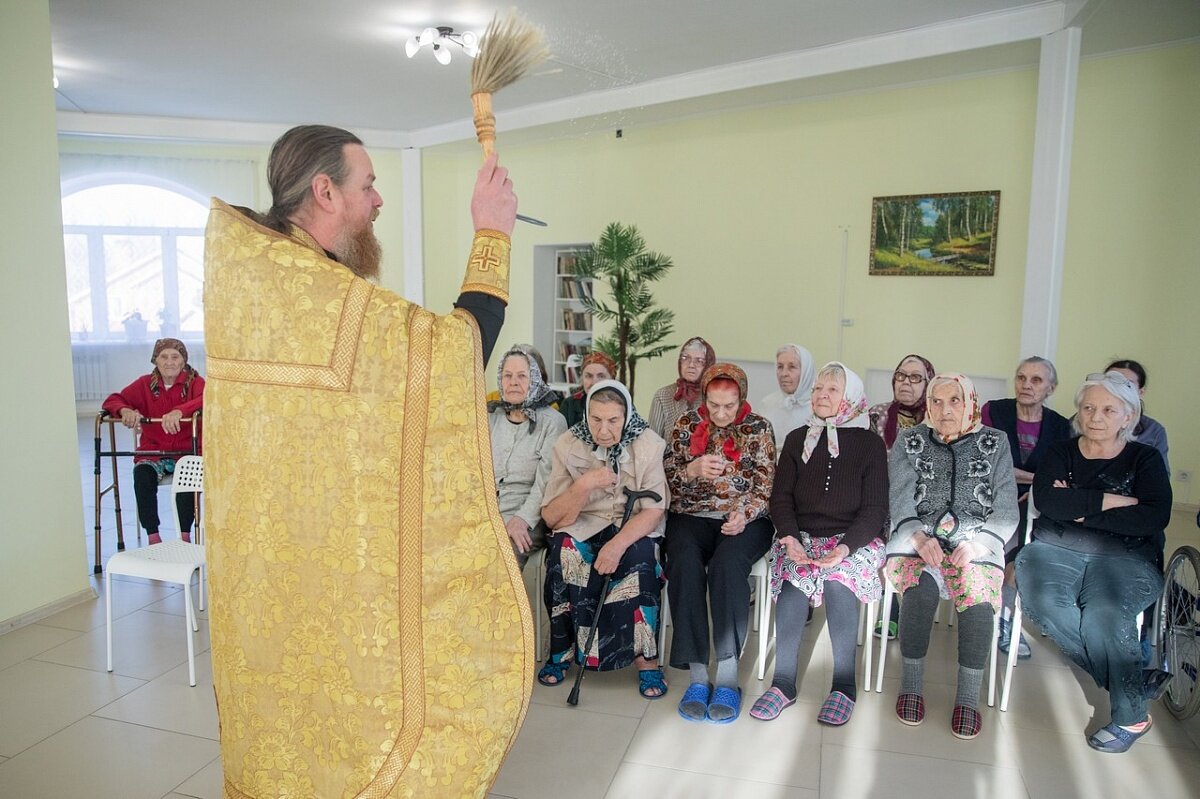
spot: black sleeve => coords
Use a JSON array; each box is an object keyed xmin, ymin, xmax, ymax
[{"xmin": 454, "ymin": 292, "xmax": 505, "ymax": 365}]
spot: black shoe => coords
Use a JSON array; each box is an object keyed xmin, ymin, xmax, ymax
[{"xmin": 1143, "ymin": 668, "xmax": 1172, "ymax": 701}]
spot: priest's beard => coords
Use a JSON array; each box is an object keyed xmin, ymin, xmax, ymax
[{"xmin": 333, "ymin": 223, "xmax": 382, "ymax": 281}]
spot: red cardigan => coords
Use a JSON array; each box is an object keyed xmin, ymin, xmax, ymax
[{"xmin": 102, "ymin": 372, "xmax": 205, "ymax": 461}]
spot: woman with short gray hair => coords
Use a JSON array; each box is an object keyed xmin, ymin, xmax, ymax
[{"xmin": 1016, "ymin": 371, "xmax": 1172, "ymax": 753}]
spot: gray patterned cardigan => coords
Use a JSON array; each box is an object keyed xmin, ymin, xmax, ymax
[{"xmin": 885, "ymin": 423, "xmax": 1019, "ymax": 572}]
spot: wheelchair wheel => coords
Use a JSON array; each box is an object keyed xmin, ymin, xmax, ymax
[{"xmin": 1158, "ymin": 545, "xmax": 1200, "ymax": 720}]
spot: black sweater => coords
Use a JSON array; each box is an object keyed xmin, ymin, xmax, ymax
[{"xmin": 1031, "ymin": 439, "xmax": 1172, "ymax": 564}]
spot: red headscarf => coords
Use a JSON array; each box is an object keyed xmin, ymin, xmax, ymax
[
  {"xmin": 673, "ymin": 336, "xmax": 717, "ymax": 405},
  {"xmin": 689, "ymin": 363, "xmax": 752, "ymax": 464},
  {"xmin": 883, "ymin": 353, "xmax": 935, "ymax": 448}
]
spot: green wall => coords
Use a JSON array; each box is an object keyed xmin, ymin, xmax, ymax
[
  {"xmin": 421, "ymin": 44, "xmax": 1198, "ymax": 502},
  {"xmin": 0, "ymin": 0, "xmax": 90, "ymax": 624}
]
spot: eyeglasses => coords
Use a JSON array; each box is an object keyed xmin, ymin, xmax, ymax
[
  {"xmin": 1087, "ymin": 371, "xmax": 1137, "ymax": 388},
  {"xmin": 893, "ymin": 371, "xmax": 927, "ymax": 385},
  {"xmin": 680, "ymin": 356, "xmax": 707, "ymax": 366}
]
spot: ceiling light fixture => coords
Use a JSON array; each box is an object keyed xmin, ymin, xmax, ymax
[{"xmin": 405, "ymin": 26, "xmax": 479, "ymax": 65}]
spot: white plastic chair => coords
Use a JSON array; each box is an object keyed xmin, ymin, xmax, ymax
[
  {"xmin": 105, "ymin": 454, "xmax": 206, "ymax": 686},
  {"xmin": 875, "ymin": 555, "xmax": 1001, "ymax": 706},
  {"xmin": 999, "ymin": 491, "xmax": 1037, "ymax": 711}
]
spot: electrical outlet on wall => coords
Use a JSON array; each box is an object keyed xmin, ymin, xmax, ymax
[{"xmin": 1177, "ymin": 470, "xmax": 1193, "ymax": 483}]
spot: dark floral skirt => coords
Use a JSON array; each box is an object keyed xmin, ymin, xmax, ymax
[{"xmin": 544, "ymin": 524, "xmax": 661, "ymax": 671}]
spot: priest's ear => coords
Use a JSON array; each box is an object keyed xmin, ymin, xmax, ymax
[{"xmin": 310, "ymin": 172, "xmax": 338, "ymax": 213}]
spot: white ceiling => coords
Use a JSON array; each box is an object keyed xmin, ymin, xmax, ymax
[{"xmin": 48, "ymin": 0, "xmax": 1200, "ymax": 147}]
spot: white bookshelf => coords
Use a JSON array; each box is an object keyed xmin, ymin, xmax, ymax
[{"xmin": 533, "ymin": 244, "xmax": 593, "ymax": 389}]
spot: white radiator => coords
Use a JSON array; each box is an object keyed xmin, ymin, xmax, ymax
[{"xmin": 73, "ymin": 348, "xmax": 109, "ymax": 401}]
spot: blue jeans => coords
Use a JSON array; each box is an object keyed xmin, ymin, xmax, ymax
[{"xmin": 1016, "ymin": 540, "xmax": 1162, "ymax": 726}]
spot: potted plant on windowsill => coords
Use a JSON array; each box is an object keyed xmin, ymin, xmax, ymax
[
  {"xmin": 122, "ymin": 311, "xmax": 148, "ymax": 342},
  {"xmin": 571, "ymin": 222, "xmax": 675, "ymax": 397}
]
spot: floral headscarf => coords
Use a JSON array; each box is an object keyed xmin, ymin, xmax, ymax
[
  {"xmin": 488, "ymin": 345, "xmax": 559, "ymax": 431},
  {"xmin": 882, "ymin": 353, "xmax": 936, "ymax": 448},
  {"xmin": 802, "ymin": 361, "xmax": 870, "ymax": 463},
  {"xmin": 673, "ymin": 336, "xmax": 717, "ymax": 405},
  {"xmin": 925, "ymin": 372, "xmax": 983, "ymax": 442},
  {"xmin": 148, "ymin": 337, "xmax": 199, "ymax": 398},
  {"xmin": 689, "ymin": 363, "xmax": 752, "ymax": 464},
  {"xmin": 569, "ymin": 379, "xmax": 649, "ymax": 473}
]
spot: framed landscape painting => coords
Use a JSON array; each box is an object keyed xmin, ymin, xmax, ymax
[{"xmin": 869, "ymin": 190, "xmax": 1000, "ymax": 276}]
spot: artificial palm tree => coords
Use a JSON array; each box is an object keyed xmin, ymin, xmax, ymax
[{"xmin": 571, "ymin": 222, "xmax": 675, "ymax": 397}]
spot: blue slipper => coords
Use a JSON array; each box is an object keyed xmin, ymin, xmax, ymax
[
  {"xmin": 678, "ymin": 681, "xmax": 711, "ymax": 722},
  {"xmin": 1087, "ymin": 716, "xmax": 1153, "ymax": 753},
  {"xmin": 706, "ymin": 686, "xmax": 742, "ymax": 724},
  {"xmin": 638, "ymin": 668, "xmax": 669, "ymax": 699}
]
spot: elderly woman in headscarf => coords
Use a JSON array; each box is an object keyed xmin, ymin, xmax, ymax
[
  {"xmin": 559, "ymin": 351, "xmax": 618, "ymax": 429},
  {"xmin": 751, "ymin": 362, "xmax": 888, "ymax": 726},
  {"xmin": 647, "ymin": 336, "xmax": 716, "ymax": 439},
  {"xmin": 758, "ymin": 343, "xmax": 817, "ymax": 452},
  {"xmin": 539, "ymin": 380, "xmax": 670, "ymax": 697},
  {"xmin": 869, "ymin": 353, "xmax": 937, "ymax": 450},
  {"xmin": 489, "ymin": 345, "xmax": 568, "ymax": 569},
  {"xmin": 1016, "ymin": 371, "xmax": 1172, "ymax": 753},
  {"xmin": 885, "ymin": 373, "xmax": 1018, "ymax": 740},
  {"xmin": 102, "ymin": 337, "xmax": 205, "ymax": 544},
  {"xmin": 664, "ymin": 363, "xmax": 775, "ymax": 723}
]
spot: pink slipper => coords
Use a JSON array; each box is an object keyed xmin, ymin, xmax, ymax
[{"xmin": 750, "ymin": 687, "xmax": 796, "ymax": 721}]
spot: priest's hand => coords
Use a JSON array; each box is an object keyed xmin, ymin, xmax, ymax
[{"xmin": 471, "ymin": 153, "xmax": 517, "ymax": 236}]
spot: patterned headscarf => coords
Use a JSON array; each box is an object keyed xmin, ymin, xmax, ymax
[
  {"xmin": 882, "ymin": 353, "xmax": 936, "ymax": 448},
  {"xmin": 488, "ymin": 346, "xmax": 559, "ymax": 431},
  {"xmin": 925, "ymin": 372, "xmax": 983, "ymax": 443},
  {"xmin": 572, "ymin": 351, "xmax": 618, "ymax": 400},
  {"xmin": 148, "ymin": 337, "xmax": 199, "ymax": 398},
  {"xmin": 673, "ymin": 336, "xmax": 717, "ymax": 405},
  {"xmin": 569, "ymin": 379, "xmax": 649, "ymax": 473},
  {"xmin": 802, "ymin": 362, "xmax": 870, "ymax": 463},
  {"xmin": 690, "ymin": 363, "xmax": 753, "ymax": 464},
  {"xmin": 778, "ymin": 344, "xmax": 816, "ymax": 412}
]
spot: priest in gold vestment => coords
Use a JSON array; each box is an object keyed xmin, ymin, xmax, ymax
[{"xmin": 202, "ymin": 125, "xmax": 533, "ymax": 798}]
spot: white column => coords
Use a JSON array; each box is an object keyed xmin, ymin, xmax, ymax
[
  {"xmin": 1019, "ymin": 27, "xmax": 1081, "ymax": 360},
  {"xmin": 401, "ymin": 147, "xmax": 424, "ymax": 306}
]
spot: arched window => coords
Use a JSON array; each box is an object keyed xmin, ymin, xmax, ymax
[{"xmin": 62, "ymin": 180, "xmax": 208, "ymax": 341}]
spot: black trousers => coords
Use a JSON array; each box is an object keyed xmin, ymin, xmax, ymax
[
  {"xmin": 664, "ymin": 513, "xmax": 773, "ymax": 669},
  {"xmin": 132, "ymin": 462, "xmax": 196, "ymax": 535}
]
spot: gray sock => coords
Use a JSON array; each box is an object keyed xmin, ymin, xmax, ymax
[
  {"xmin": 902, "ymin": 657, "xmax": 924, "ymax": 696},
  {"xmin": 824, "ymin": 582, "xmax": 860, "ymax": 701},
  {"xmin": 714, "ymin": 656, "xmax": 739, "ymax": 689},
  {"xmin": 689, "ymin": 662, "xmax": 709, "ymax": 687},
  {"xmin": 1001, "ymin": 583, "xmax": 1017, "ymax": 620},
  {"xmin": 955, "ymin": 665, "xmax": 985, "ymax": 709},
  {"xmin": 769, "ymin": 581, "xmax": 810, "ymax": 700}
]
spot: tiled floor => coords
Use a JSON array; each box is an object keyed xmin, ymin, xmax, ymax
[{"xmin": 0, "ymin": 419, "xmax": 1197, "ymax": 798}]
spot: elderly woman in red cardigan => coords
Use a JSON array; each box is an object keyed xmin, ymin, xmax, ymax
[
  {"xmin": 664, "ymin": 362, "xmax": 775, "ymax": 724},
  {"xmin": 102, "ymin": 338, "xmax": 204, "ymax": 544}
]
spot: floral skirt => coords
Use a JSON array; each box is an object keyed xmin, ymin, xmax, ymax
[
  {"xmin": 768, "ymin": 533, "xmax": 884, "ymax": 607},
  {"xmin": 544, "ymin": 525, "xmax": 661, "ymax": 671},
  {"xmin": 884, "ymin": 555, "xmax": 1002, "ymax": 613}
]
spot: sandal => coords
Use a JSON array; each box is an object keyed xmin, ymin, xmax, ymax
[
  {"xmin": 1087, "ymin": 716, "xmax": 1153, "ymax": 753},
  {"xmin": 638, "ymin": 669, "xmax": 668, "ymax": 699},
  {"xmin": 817, "ymin": 691, "xmax": 856, "ymax": 726},
  {"xmin": 750, "ymin": 687, "xmax": 795, "ymax": 721},
  {"xmin": 874, "ymin": 619, "xmax": 898, "ymax": 640},
  {"xmin": 678, "ymin": 682, "xmax": 711, "ymax": 722},
  {"xmin": 537, "ymin": 657, "xmax": 569, "ymax": 687},
  {"xmin": 706, "ymin": 686, "xmax": 742, "ymax": 724}
]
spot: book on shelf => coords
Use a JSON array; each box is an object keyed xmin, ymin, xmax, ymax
[
  {"xmin": 557, "ymin": 340, "xmax": 593, "ymax": 363},
  {"xmin": 560, "ymin": 309, "xmax": 592, "ymax": 331}
]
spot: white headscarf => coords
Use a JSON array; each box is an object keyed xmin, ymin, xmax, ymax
[
  {"xmin": 802, "ymin": 361, "xmax": 870, "ymax": 463},
  {"xmin": 758, "ymin": 344, "xmax": 816, "ymax": 450}
]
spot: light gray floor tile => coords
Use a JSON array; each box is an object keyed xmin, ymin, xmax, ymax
[
  {"xmin": 606, "ymin": 762, "xmax": 818, "ymax": 798},
  {"xmin": 38, "ymin": 577, "xmax": 181, "ymax": 633},
  {"xmin": 0, "ymin": 659, "xmax": 143, "ymax": 757},
  {"xmin": 0, "ymin": 623, "xmax": 84, "ymax": 671},
  {"xmin": 35, "ymin": 609, "xmax": 210, "ymax": 682},
  {"xmin": 0, "ymin": 716, "xmax": 218, "ymax": 799},
  {"xmin": 492, "ymin": 703, "xmax": 638, "ymax": 799},
  {"xmin": 171, "ymin": 756, "xmax": 223, "ymax": 799},
  {"xmin": 94, "ymin": 657, "xmax": 218, "ymax": 739},
  {"xmin": 820, "ymin": 742, "xmax": 1030, "ymax": 799}
]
